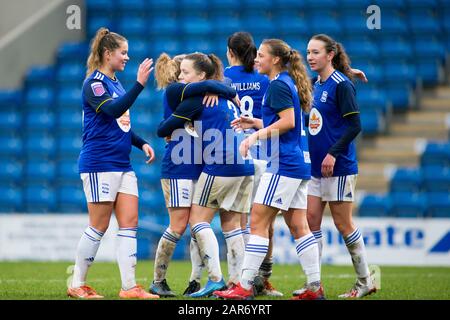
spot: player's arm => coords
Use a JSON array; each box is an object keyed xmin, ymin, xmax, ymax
[
  {"xmin": 131, "ymin": 130, "xmax": 155, "ymax": 163},
  {"xmin": 180, "ymin": 80, "xmax": 237, "ymax": 101},
  {"xmin": 83, "ymin": 79, "xmax": 144, "ymax": 118},
  {"xmin": 327, "ymin": 81, "xmax": 362, "ymax": 158},
  {"xmin": 240, "ymin": 81, "xmax": 294, "ymax": 156},
  {"xmin": 156, "ymin": 96, "xmax": 204, "ymax": 137}
]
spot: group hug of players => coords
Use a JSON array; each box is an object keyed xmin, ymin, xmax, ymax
[{"xmin": 67, "ymin": 27, "xmax": 377, "ymax": 300}]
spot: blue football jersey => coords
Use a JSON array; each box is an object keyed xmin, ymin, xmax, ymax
[
  {"xmin": 195, "ymin": 97, "xmax": 254, "ymax": 177},
  {"xmin": 261, "ymin": 72, "xmax": 311, "ymax": 180},
  {"xmin": 224, "ymin": 66, "xmax": 269, "ymax": 120},
  {"xmin": 308, "ymin": 70, "xmax": 359, "ymax": 177},
  {"xmin": 160, "ymin": 90, "xmax": 203, "ymax": 180},
  {"xmin": 78, "ymin": 70, "xmax": 133, "ymax": 173}
]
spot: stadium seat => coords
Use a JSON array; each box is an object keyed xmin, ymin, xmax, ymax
[
  {"xmin": 24, "ymin": 184, "xmax": 57, "ymax": 213},
  {"xmin": 373, "ymin": 0, "xmax": 407, "ymax": 9},
  {"xmin": 86, "ymin": 17, "xmax": 114, "ymax": 39},
  {"xmin": 148, "ymin": 15, "xmax": 178, "ymax": 36},
  {"xmin": 56, "ymin": 87, "xmax": 82, "ymax": 112},
  {"xmin": 117, "ymin": 0, "xmax": 148, "ymax": 16},
  {"xmin": 117, "ymin": 17, "xmax": 148, "ymax": 38},
  {"xmin": 56, "ymin": 63, "xmax": 85, "ymax": 86},
  {"xmin": 0, "ymin": 89, "xmax": 21, "ymax": 111},
  {"xmin": 0, "ymin": 160, "xmax": 23, "ymax": 184},
  {"xmin": 56, "ymin": 160, "xmax": 80, "ymax": 184},
  {"xmin": 57, "ymin": 133, "xmax": 82, "ymax": 159},
  {"xmin": 0, "ymin": 135, "xmax": 22, "ymax": 158},
  {"xmin": 25, "ymin": 134, "xmax": 56, "ymax": 158},
  {"xmin": 276, "ymin": 13, "xmax": 308, "ymax": 37},
  {"xmin": 274, "ymin": 0, "xmax": 307, "ymax": 10},
  {"xmin": 181, "ymin": 17, "xmax": 213, "ymax": 37},
  {"xmin": 379, "ymin": 14, "xmax": 409, "ymax": 36},
  {"xmin": 422, "ymin": 166, "xmax": 450, "ymax": 193},
  {"xmin": 360, "ymin": 110, "xmax": 383, "ymax": 134},
  {"xmin": 244, "ymin": 0, "xmax": 273, "ymax": 10},
  {"xmin": 25, "ymin": 111, "xmax": 55, "ymax": 132},
  {"xmin": 25, "ymin": 160, "xmax": 56, "ymax": 185},
  {"xmin": 0, "ymin": 111, "xmax": 22, "ymax": 132},
  {"xmin": 389, "ymin": 168, "xmax": 422, "ymax": 193},
  {"xmin": 358, "ymin": 194, "xmax": 390, "ymax": 217},
  {"xmin": 24, "ymin": 87, "xmax": 54, "ymax": 111},
  {"xmin": 147, "ymin": 0, "xmax": 177, "ymax": 12},
  {"xmin": 427, "ymin": 192, "xmax": 450, "ymax": 217},
  {"xmin": 0, "ymin": 186, "xmax": 23, "ymax": 212},
  {"xmin": 420, "ymin": 142, "xmax": 450, "ymax": 167},
  {"xmin": 416, "ymin": 59, "xmax": 443, "ymax": 85},
  {"xmin": 408, "ymin": 12, "xmax": 442, "ymax": 35},
  {"xmin": 57, "ymin": 111, "xmax": 82, "ymax": 132},
  {"xmin": 179, "ymin": 0, "xmax": 210, "ymax": 12},
  {"xmin": 385, "ymin": 83, "xmax": 413, "ymax": 110},
  {"xmin": 57, "ymin": 185, "xmax": 86, "ymax": 213},
  {"xmin": 356, "ymin": 85, "xmax": 388, "ymax": 113},
  {"xmin": 210, "ymin": 14, "xmax": 242, "ymax": 37},
  {"xmin": 25, "ymin": 65, "xmax": 55, "ymax": 88},
  {"xmin": 308, "ymin": 12, "xmax": 343, "ymax": 38},
  {"xmin": 389, "ymin": 192, "xmax": 427, "ymax": 217},
  {"xmin": 379, "ymin": 38, "xmax": 413, "ymax": 59},
  {"xmin": 56, "ymin": 42, "xmax": 89, "ymax": 65}
]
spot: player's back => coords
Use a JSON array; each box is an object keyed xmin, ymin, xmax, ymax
[
  {"xmin": 197, "ymin": 97, "xmax": 254, "ymax": 177},
  {"xmin": 224, "ymin": 66, "xmax": 269, "ymax": 119}
]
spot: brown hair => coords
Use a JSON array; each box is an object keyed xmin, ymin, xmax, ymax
[
  {"xmin": 155, "ymin": 53, "xmax": 186, "ymax": 89},
  {"xmin": 183, "ymin": 52, "xmax": 224, "ymax": 81},
  {"xmin": 311, "ymin": 34, "xmax": 354, "ymax": 81},
  {"xmin": 262, "ymin": 39, "xmax": 312, "ymax": 112},
  {"xmin": 227, "ymin": 32, "xmax": 257, "ymax": 73},
  {"xmin": 86, "ymin": 27, "xmax": 127, "ymax": 77}
]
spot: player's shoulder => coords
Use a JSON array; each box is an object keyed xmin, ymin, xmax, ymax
[{"xmin": 330, "ymin": 70, "xmax": 350, "ymax": 85}]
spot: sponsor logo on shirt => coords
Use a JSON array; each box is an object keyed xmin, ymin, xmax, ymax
[{"xmin": 308, "ymin": 108, "xmax": 323, "ymax": 136}]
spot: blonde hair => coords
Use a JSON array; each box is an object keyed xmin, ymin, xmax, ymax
[
  {"xmin": 86, "ymin": 27, "xmax": 127, "ymax": 77},
  {"xmin": 155, "ymin": 53, "xmax": 186, "ymax": 89},
  {"xmin": 262, "ymin": 39, "xmax": 312, "ymax": 112}
]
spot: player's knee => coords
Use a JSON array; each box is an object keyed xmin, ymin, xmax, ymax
[
  {"xmin": 170, "ymin": 222, "xmax": 187, "ymax": 235},
  {"xmin": 333, "ymin": 220, "xmax": 352, "ymax": 235}
]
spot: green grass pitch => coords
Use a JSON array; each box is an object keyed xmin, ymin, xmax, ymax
[{"xmin": 0, "ymin": 261, "xmax": 449, "ymax": 300}]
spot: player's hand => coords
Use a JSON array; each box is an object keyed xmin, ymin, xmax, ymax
[
  {"xmin": 231, "ymin": 116, "xmax": 256, "ymax": 131},
  {"xmin": 164, "ymin": 135, "xmax": 171, "ymax": 143},
  {"xmin": 142, "ymin": 143, "xmax": 155, "ymax": 164},
  {"xmin": 203, "ymin": 94, "xmax": 219, "ymax": 107},
  {"xmin": 137, "ymin": 58, "xmax": 154, "ymax": 87},
  {"xmin": 239, "ymin": 138, "xmax": 251, "ymax": 158},
  {"xmin": 321, "ymin": 153, "xmax": 336, "ymax": 177},
  {"xmin": 233, "ymin": 94, "xmax": 241, "ymax": 107},
  {"xmin": 351, "ymin": 68, "xmax": 368, "ymax": 83}
]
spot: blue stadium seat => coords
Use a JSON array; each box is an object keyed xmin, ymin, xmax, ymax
[
  {"xmin": 360, "ymin": 110, "xmax": 382, "ymax": 134},
  {"xmin": 0, "ymin": 135, "xmax": 22, "ymax": 158},
  {"xmin": 24, "ymin": 86, "xmax": 54, "ymax": 111},
  {"xmin": 407, "ymin": 0, "xmax": 439, "ymax": 8},
  {"xmin": 133, "ymin": 162, "xmax": 161, "ymax": 182},
  {"xmin": 56, "ymin": 87, "xmax": 82, "ymax": 111},
  {"xmin": 25, "ymin": 160, "xmax": 56, "ymax": 183},
  {"xmin": 414, "ymin": 38, "xmax": 446, "ymax": 60},
  {"xmin": 358, "ymin": 194, "xmax": 390, "ymax": 217},
  {"xmin": 408, "ymin": 13, "xmax": 442, "ymax": 35},
  {"xmin": 25, "ymin": 111, "xmax": 55, "ymax": 131},
  {"xmin": 24, "ymin": 184, "xmax": 57, "ymax": 212},
  {"xmin": 57, "ymin": 111, "xmax": 82, "ymax": 132},
  {"xmin": 25, "ymin": 65, "xmax": 55, "ymax": 87},
  {"xmin": 389, "ymin": 192, "xmax": 427, "ymax": 217},
  {"xmin": 343, "ymin": 38, "xmax": 379, "ymax": 59},
  {"xmin": 57, "ymin": 133, "xmax": 82, "ymax": 159},
  {"xmin": 274, "ymin": 0, "xmax": 307, "ymax": 10},
  {"xmin": 0, "ymin": 111, "xmax": 22, "ymax": 132},
  {"xmin": 357, "ymin": 86, "xmax": 388, "ymax": 113},
  {"xmin": 0, "ymin": 186, "xmax": 23, "ymax": 212},
  {"xmin": 148, "ymin": 15, "xmax": 178, "ymax": 36},
  {"xmin": 341, "ymin": 10, "xmax": 370, "ymax": 36},
  {"xmin": 210, "ymin": 14, "xmax": 242, "ymax": 36},
  {"xmin": 139, "ymin": 189, "xmax": 166, "ymax": 213},
  {"xmin": 57, "ymin": 185, "xmax": 86, "ymax": 213},
  {"xmin": 373, "ymin": 0, "xmax": 407, "ymax": 9},
  {"xmin": 86, "ymin": 17, "xmax": 114, "ymax": 39},
  {"xmin": 244, "ymin": 0, "xmax": 273, "ymax": 10},
  {"xmin": 183, "ymin": 38, "xmax": 215, "ymax": 54},
  {"xmin": 56, "ymin": 160, "xmax": 80, "ymax": 184},
  {"xmin": 385, "ymin": 83, "xmax": 413, "ymax": 110},
  {"xmin": 339, "ymin": 0, "xmax": 370, "ymax": 9},
  {"xmin": 427, "ymin": 192, "xmax": 450, "ymax": 217},
  {"xmin": 117, "ymin": 0, "xmax": 148, "ymax": 16},
  {"xmin": 131, "ymin": 111, "xmax": 160, "ymax": 132},
  {"xmin": 56, "ymin": 63, "xmax": 86, "ymax": 86},
  {"xmin": 390, "ymin": 168, "xmax": 422, "ymax": 193},
  {"xmin": 56, "ymin": 42, "xmax": 89, "ymax": 64},
  {"xmin": 179, "ymin": 0, "xmax": 209, "ymax": 12},
  {"xmin": 383, "ymin": 61, "xmax": 417, "ymax": 85},
  {"xmin": 416, "ymin": 59, "xmax": 442, "ymax": 85},
  {"xmin": 147, "ymin": 0, "xmax": 177, "ymax": 12},
  {"xmin": 308, "ymin": 12, "xmax": 342, "ymax": 38},
  {"xmin": 181, "ymin": 17, "xmax": 213, "ymax": 36},
  {"xmin": 420, "ymin": 142, "xmax": 450, "ymax": 167},
  {"xmin": 150, "ymin": 38, "xmax": 182, "ymax": 57},
  {"xmin": 0, "ymin": 90, "xmax": 21, "ymax": 110},
  {"xmin": 117, "ymin": 17, "xmax": 148, "ymax": 38},
  {"xmin": 379, "ymin": 38, "xmax": 413, "ymax": 59},
  {"xmin": 86, "ymin": 0, "xmax": 114, "ymax": 14},
  {"xmin": 276, "ymin": 13, "xmax": 309, "ymax": 36},
  {"xmin": 0, "ymin": 160, "xmax": 23, "ymax": 184},
  {"xmin": 25, "ymin": 134, "xmax": 56, "ymax": 158},
  {"xmin": 422, "ymin": 166, "xmax": 450, "ymax": 193},
  {"xmin": 379, "ymin": 14, "xmax": 409, "ymax": 35}
]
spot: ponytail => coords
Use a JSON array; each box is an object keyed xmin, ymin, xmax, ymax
[
  {"xmin": 311, "ymin": 34, "xmax": 354, "ymax": 81},
  {"xmin": 288, "ymin": 49, "xmax": 312, "ymax": 113},
  {"xmin": 227, "ymin": 32, "xmax": 257, "ymax": 73},
  {"xmin": 86, "ymin": 27, "xmax": 127, "ymax": 77},
  {"xmin": 262, "ymin": 39, "xmax": 312, "ymax": 112},
  {"xmin": 155, "ymin": 53, "xmax": 185, "ymax": 89},
  {"xmin": 184, "ymin": 52, "xmax": 224, "ymax": 81}
]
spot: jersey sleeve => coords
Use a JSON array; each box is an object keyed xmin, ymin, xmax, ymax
[
  {"xmin": 157, "ymin": 96, "xmax": 204, "ymax": 137},
  {"xmin": 269, "ymin": 80, "xmax": 294, "ymax": 113},
  {"xmin": 180, "ymin": 80, "xmax": 237, "ymax": 101},
  {"xmin": 336, "ymin": 81, "xmax": 360, "ymax": 117},
  {"xmin": 83, "ymin": 79, "xmax": 113, "ymax": 112}
]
